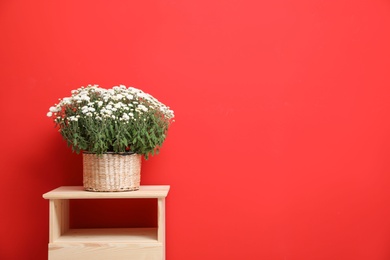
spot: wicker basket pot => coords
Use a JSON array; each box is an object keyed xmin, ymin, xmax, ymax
[{"xmin": 83, "ymin": 152, "xmax": 142, "ymax": 192}]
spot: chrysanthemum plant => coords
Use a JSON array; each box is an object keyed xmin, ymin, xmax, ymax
[{"xmin": 47, "ymin": 84, "xmax": 174, "ymax": 159}]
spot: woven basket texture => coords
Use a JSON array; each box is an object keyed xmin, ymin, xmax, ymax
[{"xmin": 83, "ymin": 152, "xmax": 141, "ymax": 192}]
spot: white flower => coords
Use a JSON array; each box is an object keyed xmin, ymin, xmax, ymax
[
  {"xmin": 80, "ymin": 95, "xmax": 90, "ymax": 101},
  {"xmin": 122, "ymin": 114, "xmax": 130, "ymax": 121},
  {"xmin": 128, "ymin": 87, "xmax": 142, "ymax": 93},
  {"xmin": 47, "ymin": 84, "xmax": 174, "ymax": 156},
  {"xmin": 49, "ymin": 106, "xmax": 60, "ymax": 112},
  {"xmin": 138, "ymin": 104, "xmax": 148, "ymax": 112},
  {"xmin": 138, "ymin": 93, "xmax": 148, "ymax": 99}
]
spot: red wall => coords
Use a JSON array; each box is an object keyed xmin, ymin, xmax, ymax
[{"xmin": 1, "ymin": 0, "xmax": 390, "ymax": 259}]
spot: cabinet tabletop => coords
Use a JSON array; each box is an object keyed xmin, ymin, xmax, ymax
[{"xmin": 43, "ymin": 185, "xmax": 170, "ymax": 199}]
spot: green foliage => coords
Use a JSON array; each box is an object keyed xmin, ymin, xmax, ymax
[{"xmin": 47, "ymin": 85, "xmax": 174, "ymax": 159}]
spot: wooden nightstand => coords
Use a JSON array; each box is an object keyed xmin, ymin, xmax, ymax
[{"xmin": 43, "ymin": 186, "xmax": 169, "ymax": 260}]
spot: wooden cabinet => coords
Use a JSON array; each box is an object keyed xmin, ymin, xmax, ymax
[{"xmin": 43, "ymin": 186, "xmax": 169, "ymax": 260}]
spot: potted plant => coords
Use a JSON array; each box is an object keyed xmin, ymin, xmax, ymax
[{"xmin": 47, "ymin": 84, "xmax": 174, "ymax": 192}]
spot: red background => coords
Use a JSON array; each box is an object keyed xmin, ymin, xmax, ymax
[{"xmin": 1, "ymin": 0, "xmax": 390, "ymax": 259}]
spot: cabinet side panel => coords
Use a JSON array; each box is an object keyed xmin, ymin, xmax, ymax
[
  {"xmin": 157, "ymin": 198, "xmax": 166, "ymax": 242},
  {"xmin": 157, "ymin": 198, "xmax": 166, "ymax": 260},
  {"xmin": 49, "ymin": 199, "xmax": 69, "ymax": 242}
]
